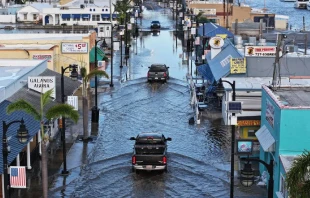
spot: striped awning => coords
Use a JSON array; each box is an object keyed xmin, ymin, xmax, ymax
[{"xmin": 61, "ymin": 14, "xmax": 71, "ymax": 19}]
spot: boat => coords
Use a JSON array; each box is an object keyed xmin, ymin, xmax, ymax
[
  {"xmin": 307, "ymin": 1, "xmax": 310, "ymax": 9},
  {"xmin": 294, "ymin": 0, "xmax": 309, "ymax": 9}
]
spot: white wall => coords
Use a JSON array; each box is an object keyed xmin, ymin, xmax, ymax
[{"xmin": 0, "ymin": 14, "xmax": 15, "ymax": 23}]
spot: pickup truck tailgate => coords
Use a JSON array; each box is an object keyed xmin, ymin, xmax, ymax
[{"xmin": 134, "ymin": 144, "xmax": 166, "ymax": 165}]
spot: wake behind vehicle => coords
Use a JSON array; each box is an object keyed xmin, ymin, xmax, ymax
[
  {"xmin": 147, "ymin": 64, "xmax": 169, "ymax": 83},
  {"xmin": 130, "ymin": 132, "xmax": 172, "ymax": 173}
]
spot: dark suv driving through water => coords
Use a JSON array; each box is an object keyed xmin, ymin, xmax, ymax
[
  {"xmin": 150, "ymin": 21, "xmax": 161, "ymax": 30},
  {"xmin": 147, "ymin": 64, "xmax": 169, "ymax": 83}
]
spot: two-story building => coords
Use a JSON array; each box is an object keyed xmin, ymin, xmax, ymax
[
  {"xmin": 17, "ymin": 3, "xmax": 53, "ymax": 23},
  {"xmin": 256, "ymin": 84, "xmax": 310, "ymax": 197}
]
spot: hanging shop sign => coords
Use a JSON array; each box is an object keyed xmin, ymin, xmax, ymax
[
  {"xmin": 28, "ymin": 76, "xmax": 56, "ymax": 99},
  {"xmin": 244, "ymin": 46, "xmax": 276, "ymax": 57},
  {"xmin": 230, "ymin": 58, "xmax": 246, "ymax": 74},
  {"xmin": 237, "ymin": 120, "xmax": 261, "ymax": 126},
  {"xmin": 209, "ymin": 36, "xmax": 224, "ymax": 49},
  {"xmin": 61, "ymin": 42, "xmax": 88, "ymax": 54}
]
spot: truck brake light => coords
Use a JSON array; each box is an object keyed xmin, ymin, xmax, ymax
[
  {"xmin": 162, "ymin": 156, "xmax": 167, "ymax": 164},
  {"xmin": 132, "ymin": 156, "xmax": 136, "ymax": 164},
  {"xmin": 163, "ymin": 72, "xmax": 167, "ymax": 77}
]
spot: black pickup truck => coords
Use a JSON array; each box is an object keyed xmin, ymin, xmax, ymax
[{"xmin": 130, "ymin": 132, "xmax": 172, "ymax": 173}]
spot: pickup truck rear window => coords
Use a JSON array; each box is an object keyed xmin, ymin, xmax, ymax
[
  {"xmin": 149, "ymin": 66, "xmax": 166, "ymax": 72},
  {"xmin": 135, "ymin": 145, "xmax": 165, "ymax": 154}
]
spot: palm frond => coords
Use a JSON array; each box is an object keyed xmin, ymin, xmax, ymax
[
  {"xmin": 45, "ymin": 104, "xmax": 79, "ymax": 123},
  {"xmin": 85, "ymin": 69, "xmax": 109, "ymax": 83},
  {"xmin": 286, "ymin": 150, "xmax": 310, "ymax": 197},
  {"xmin": 42, "ymin": 89, "xmax": 54, "ymax": 107},
  {"xmin": 6, "ymin": 99, "xmax": 40, "ymax": 120}
]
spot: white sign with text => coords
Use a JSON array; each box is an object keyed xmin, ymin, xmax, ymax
[
  {"xmin": 61, "ymin": 42, "xmax": 88, "ymax": 53},
  {"xmin": 28, "ymin": 76, "xmax": 56, "ymax": 99}
]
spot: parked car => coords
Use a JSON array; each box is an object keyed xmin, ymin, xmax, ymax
[
  {"xmin": 150, "ymin": 21, "xmax": 161, "ymax": 30},
  {"xmin": 147, "ymin": 64, "xmax": 169, "ymax": 83},
  {"xmin": 130, "ymin": 132, "xmax": 172, "ymax": 173}
]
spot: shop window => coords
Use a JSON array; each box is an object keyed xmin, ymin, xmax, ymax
[
  {"xmin": 248, "ymin": 129, "xmax": 257, "ymax": 138},
  {"xmin": 82, "ymin": 17, "xmax": 90, "ymax": 21},
  {"xmin": 24, "ymin": 14, "xmax": 27, "ymax": 20},
  {"xmin": 279, "ymin": 174, "xmax": 288, "ymax": 198},
  {"xmin": 92, "ymin": 14, "xmax": 100, "ymax": 21},
  {"xmin": 33, "ymin": 14, "xmax": 37, "ymax": 20}
]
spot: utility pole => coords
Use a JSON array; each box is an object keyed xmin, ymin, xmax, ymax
[
  {"xmin": 272, "ymin": 34, "xmax": 284, "ymax": 87},
  {"xmin": 305, "ymin": 33, "xmax": 308, "ymax": 55},
  {"xmin": 226, "ymin": 0, "xmax": 229, "ymax": 29}
]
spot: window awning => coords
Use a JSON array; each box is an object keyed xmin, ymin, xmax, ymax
[
  {"xmin": 72, "ymin": 14, "xmax": 81, "ymax": 19},
  {"xmin": 112, "ymin": 14, "xmax": 118, "ymax": 18},
  {"xmin": 62, "ymin": 14, "xmax": 71, "ymax": 19},
  {"xmin": 255, "ymin": 125, "xmax": 275, "ymax": 152},
  {"xmin": 89, "ymin": 47, "xmax": 105, "ymax": 63},
  {"xmin": 82, "ymin": 14, "xmax": 90, "ymax": 18},
  {"xmin": 101, "ymin": 14, "xmax": 110, "ymax": 18}
]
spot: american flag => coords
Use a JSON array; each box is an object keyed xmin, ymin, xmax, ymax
[{"xmin": 10, "ymin": 166, "xmax": 26, "ymax": 188}]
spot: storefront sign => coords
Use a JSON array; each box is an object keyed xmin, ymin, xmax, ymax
[
  {"xmin": 209, "ymin": 36, "xmax": 224, "ymax": 49},
  {"xmin": 61, "ymin": 42, "xmax": 88, "ymax": 53},
  {"xmin": 230, "ymin": 58, "xmax": 246, "ymax": 73},
  {"xmin": 28, "ymin": 76, "xmax": 56, "ymax": 99},
  {"xmin": 32, "ymin": 54, "xmax": 52, "ymax": 62},
  {"xmin": 237, "ymin": 120, "xmax": 261, "ymax": 126},
  {"xmin": 244, "ymin": 46, "xmax": 276, "ymax": 57},
  {"xmin": 236, "ymin": 139, "xmax": 253, "ymax": 155},
  {"xmin": 266, "ymin": 99, "xmax": 275, "ymax": 128}
]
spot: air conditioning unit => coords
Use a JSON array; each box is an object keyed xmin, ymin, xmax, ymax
[{"xmin": 286, "ymin": 45, "xmax": 297, "ymax": 53}]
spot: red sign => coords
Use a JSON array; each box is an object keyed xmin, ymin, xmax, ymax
[{"xmin": 245, "ymin": 46, "xmax": 276, "ymax": 57}]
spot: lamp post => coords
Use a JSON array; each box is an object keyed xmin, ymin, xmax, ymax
[
  {"xmin": 240, "ymin": 158, "xmax": 274, "ymax": 198},
  {"xmin": 61, "ymin": 64, "xmax": 78, "ymax": 175},
  {"xmin": 92, "ymin": 39, "xmax": 105, "ymax": 123},
  {"xmin": 109, "ymin": 0, "xmax": 114, "ymax": 88},
  {"xmin": 120, "ymin": 30, "xmax": 124, "ymax": 68},
  {"xmin": 134, "ymin": 11, "xmax": 138, "ymax": 55},
  {"xmin": 215, "ymin": 78, "xmax": 236, "ymax": 198},
  {"xmin": 125, "ymin": 12, "xmax": 130, "ymax": 58},
  {"xmin": 3, "ymin": 118, "xmax": 29, "ymax": 198}
]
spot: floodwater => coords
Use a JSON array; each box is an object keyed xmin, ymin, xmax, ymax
[
  {"xmin": 47, "ymin": 2, "xmax": 267, "ymax": 198},
  {"xmin": 245, "ymin": 0, "xmax": 310, "ymax": 30}
]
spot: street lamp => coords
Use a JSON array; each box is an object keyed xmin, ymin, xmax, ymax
[
  {"xmin": 61, "ymin": 64, "xmax": 78, "ymax": 175},
  {"xmin": 240, "ymin": 162, "xmax": 255, "ymax": 187},
  {"xmin": 92, "ymin": 39, "xmax": 106, "ymax": 123},
  {"xmin": 240, "ymin": 158, "xmax": 274, "ymax": 198},
  {"xmin": 119, "ymin": 29, "xmax": 124, "ymax": 68},
  {"xmin": 215, "ymin": 78, "xmax": 236, "ymax": 198},
  {"xmin": 3, "ymin": 118, "xmax": 29, "ymax": 198}
]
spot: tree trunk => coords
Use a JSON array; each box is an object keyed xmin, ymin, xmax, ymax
[
  {"xmin": 41, "ymin": 142, "xmax": 48, "ymax": 198},
  {"xmin": 83, "ymin": 96, "xmax": 89, "ymax": 139}
]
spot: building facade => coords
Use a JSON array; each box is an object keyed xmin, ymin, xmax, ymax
[
  {"xmin": 257, "ymin": 85, "xmax": 310, "ymax": 198},
  {"xmin": 0, "ymin": 32, "xmax": 98, "ymax": 75}
]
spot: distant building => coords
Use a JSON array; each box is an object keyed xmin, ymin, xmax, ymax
[{"xmin": 17, "ymin": 3, "xmax": 53, "ymax": 23}]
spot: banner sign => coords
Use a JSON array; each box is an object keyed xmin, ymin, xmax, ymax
[
  {"xmin": 32, "ymin": 54, "xmax": 52, "ymax": 62},
  {"xmin": 266, "ymin": 99, "xmax": 275, "ymax": 128},
  {"xmin": 237, "ymin": 120, "xmax": 261, "ymax": 126},
  {"xmin": 245, "ymin": 46, "xmax": 276, "ymax": 57},
  {"xmin": 61, "ymin": 42, "xmax": 88, "ymax": 53},
  {"xmin": 10, "ymin": 166, "xmax": 26, "ymax": 188},
  {"xmin": 28, "ymin": 76, "xmax": 56, "ymax": 99},
  {"xmin": 230, "ymin": 58, "xmax": 246, "ymax": 73}
]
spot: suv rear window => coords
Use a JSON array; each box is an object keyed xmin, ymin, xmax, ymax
[
  {"xmin": 150, "ymin": 65, "xmax": 166, "ymax": 72},
  {"xmin": 151, "ymin": 21, "xmax": 160, "ymax": 24}
]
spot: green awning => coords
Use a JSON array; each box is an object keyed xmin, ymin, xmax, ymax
[{"xmin": 89, "ymin": 47, "xmax": 105, "ymax": 63}]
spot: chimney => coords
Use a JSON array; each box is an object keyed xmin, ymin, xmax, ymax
[{"xmin": 209, "ymin": 36, "xmax": 224, "ymax": 59}]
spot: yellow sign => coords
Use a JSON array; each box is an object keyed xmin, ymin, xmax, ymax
[
  {"xmin": 237, "ymin": 120, "xmax": 261, "ymax": 126},
  {"xmin": 230, "ymin": 58, "xmax": 246, "ymax": 74},
  {"xmin": 216, "ymin": 34, "xmax": 227, "ymax": 39}
]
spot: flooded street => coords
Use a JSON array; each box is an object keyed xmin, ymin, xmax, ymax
[{"xmin": 47, "ymin": 2, "xmax": 267, "ymax": 198}]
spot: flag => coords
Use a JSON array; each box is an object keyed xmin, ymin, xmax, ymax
[{"xmin": 10, "ymin": 166, "xmax": 26, "ymax": 188}]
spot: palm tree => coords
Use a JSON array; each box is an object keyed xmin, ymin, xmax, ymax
[
  {"xmin": 6, "ymin": 89, "xmax": 79, "ymax": 198},
  {"xmin": 114, "ymin": 0, "xmax": 132, "ymax": 24},
  {"xmin": 80, "ymin": 67, "xmax": 109, "ymax": 140},
  {"xmin": 286, "ymin": 150, "xmax": 310, "ymax": 197}
]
